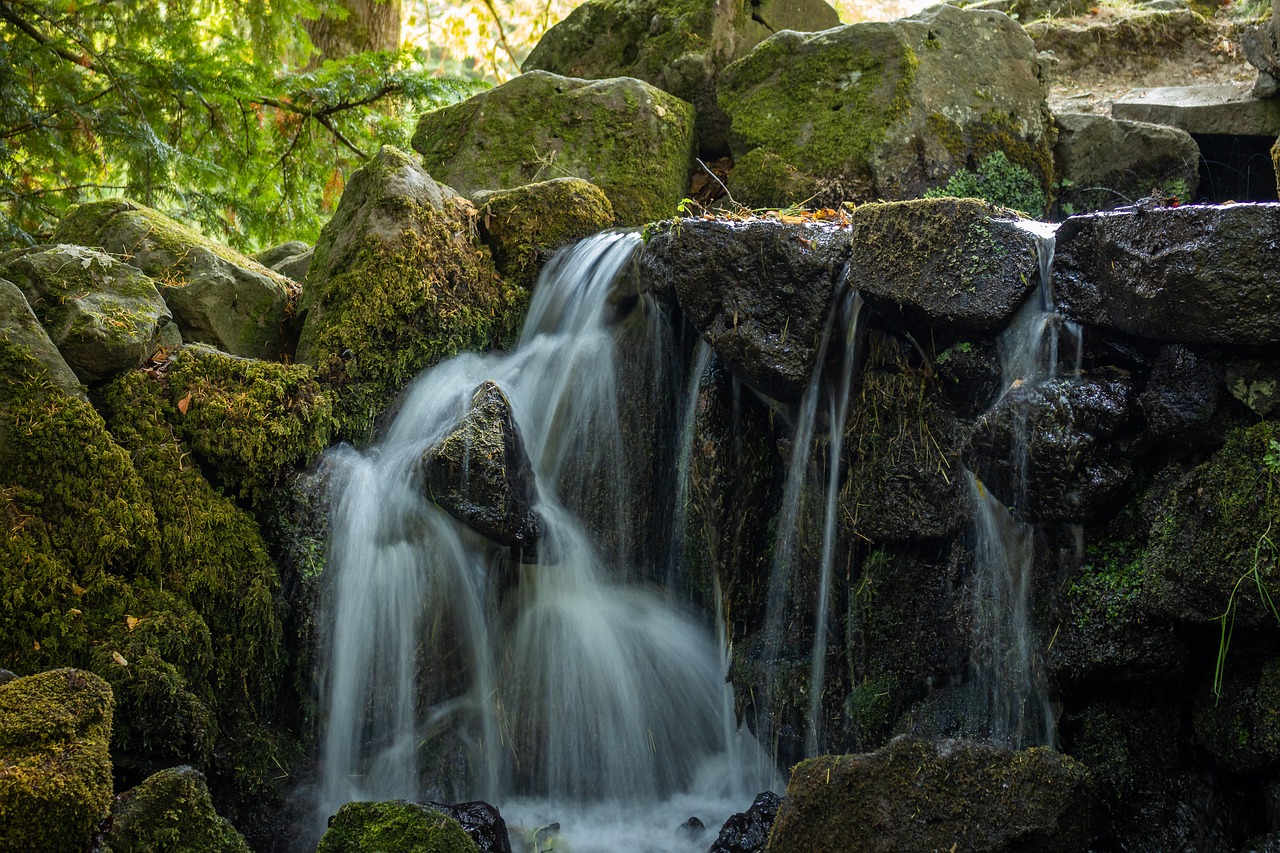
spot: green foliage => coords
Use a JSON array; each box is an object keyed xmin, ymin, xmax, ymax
[
  {"xmin": 0, "ymin": 0, "xmax": 486, "ymax": 252},
  {"xmin": 925, "ymin": 150, "xmax": 1047, "ymax": 219}
]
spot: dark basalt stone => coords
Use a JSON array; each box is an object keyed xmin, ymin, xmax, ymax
[{"xmin": 709, "ymin": 791, "xmax": 781, "ymax": 853}]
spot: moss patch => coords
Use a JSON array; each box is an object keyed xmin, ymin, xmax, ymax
[
  {"xmin": 104, "ymin": 766, "xmax": 251, "ymax": 853},
  {"xmin": 317, "ymin": 801, "xmax": 480, "ymax": 853}
]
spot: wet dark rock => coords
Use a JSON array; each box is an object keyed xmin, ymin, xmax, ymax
[
  {"xmin": 709, "ymin": 791, "xmax": 781, "ymax": 853},
  {"xmin": 677, "ymin": 815, "xmax": 704, "ymax": 837},
  {"xmin": 1227, "ymin": 357, "xmax": 1280, "ymax": 418},
  {"xmin": 421, "ymin": 380, "xmax": 540, "ymax": 551},
  {"xmin": 1195, "ymin": 653, "xmax": 1280, "ymax": 774},
  {"xmin": 640, "ymin": 217, "xmax": 849, "ymax": 402},
  {"xmin": 848, "ymin": 199, "xmax": 1041, "ymax": 338},
  {"xmin": 765, "ymin": 737, "xmax": 1090, "ymax": 853},
  {"xmin": 1140, "ymin": 344, "xmax": 1225, "ymax": 447},
  {"xmin": 421, "ymin": 800, "xmax": 511, "ymax": 853},
  {"xmin": 965, "ymin": 373, "xmax": 1143, "ymax": 522},
  {"xmin": 934, "ymin": 337, "xmax": 1002, "ymax": 418},
  {"xmin": 1054, "ymin": 203, "xmax": 1280, "ymax": 345}
]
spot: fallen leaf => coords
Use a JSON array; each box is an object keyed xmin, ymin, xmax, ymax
[
  {"xmin": 71, "ymin": 582, "xmax": 86, "ymax": 596},
  {"xmin": 111, "ymin": 651, "xmax": 128, "ymax": 666},
  {"xmin": 69, "ymin": 608, "xmax": 82, "ymax": 617},
  {"xmin": 125, "ymin": 615, "xmax": 140, "ymax": 631},
  {"xmin": 33, "ymin": 640, "xmax": 40, "ymax": 651},
  {"xmin": 177, "ymin": 392, "xmax": 193, "ymax": 415}
]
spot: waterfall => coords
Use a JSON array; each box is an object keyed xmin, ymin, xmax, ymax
[
  {"xmin": 968, "ymin": 220, "xmax": 1081, "ymax": 749},
  {"xmin": 318, "ymin": 232, "xmax": 774, "ymax": 851}
]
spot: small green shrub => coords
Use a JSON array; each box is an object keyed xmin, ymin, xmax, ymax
[{"xmin": 926, "ymin": 151, "xmax": 1047, "ymax": 219}]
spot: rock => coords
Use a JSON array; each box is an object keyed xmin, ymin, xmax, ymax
[
  {"xmin": 1054, "ymin": 203, "xmax": 1280, "ymax": 345},
  {"xmin": 0, "ymin": 245, "xmax": 172, "ymax": 384},
  {"xmin": 639, "ymin": 217, "xmax": 848, "ymax": 402},
  {"xmin": 412, "ymin": 72, "xmax": 695, "ymax": 226},
  {"xmin": 1194, "ymin": 654, "xmax": 1280, "ymax": 774},
  {"xmin": 474, "ymin": 178, "xmax": 615, "ymax": 290},
  {"xmin": 0, "ymin": 671, "xmax": 14, "ymax": 685},
  {"xmin": 1227, "ymin": 357, "xmax": 1280, "ymax": 417},
  {"xmin": 1112, "ymin": 84, "xmax": 1280, "ymax": 137},
  {"xmin": 965, "ymin": 373, "xmax": 1142, "ymax": 522},
  {"xmin": 102, "ymin": 765, "xmax": 251, "ymax": 852},
  {"xmin": 678, "ymin": 815, "xmax": 705, "ymax": 837},
  {"xmin": 1139, "ymin": 345, "xmax": 1225, "ymax": 447},
  {"xmin": 718, "ymin": 5, "xmax": 1054, "ymax": 208},
  {"xmin": 522, "ymin": 0, "xmax": 839, "ymax": 154},
  {"xmin": 1052, "ymin": 113, "xmax": 1200, "ymax": 214},
  {"xmin": 253, "ymin": 240, "xmax": 310, "ymax": 269},
  {"xmin": 935, "ymin": 337, "xmax": 1002, "ymax": 417},
  {"xmin": 764, "ymin": 738, "xmax": 1090, "ymax": 853},
  {"xmin": 1026, "ymin": 9, "xmax": 1210, "ymax": 75},
  {"xmin": 297, "ymin": 146, "xmax": 525, "ymax": 441},
  {"xmin": 271, "ymin": 247, "xmax": 313, "ymax": 283},
  {"xmin": 317, "ymin": 800, "xmax": 480, "ymax": 853},
  {"xmin": 52, "ymin": 199, "xmax": 297, "ymax": 359},
  {"xmin": 847, "ymin": 198, "xmax": 1041, "ymax": 337},
  {"xmin": 1242, "ymin": 12, "xmax": 1280, "ymax": 99},
  {"xmin": 0, "ymin": 276, "xmax": 85, "ymax": 399},
  {"xmin": 1145, "ymin": 422, "xmax": 1280, "ymax": 627},
  {"xmin": 708, "ymin": 791, "xmax": 781, "ymax": 853},
  {"xmin": 420, "ymin": 800, "xmax": 511, "ymax": 853},
  {"xmin": 0, "ymin": 669, "xmax": 115, "ymax": 853},
  {"xmin": 958, "ymin": 0, "xmax": 1090, "ymax": 20},
  {"xmin": 421, "ymin": 380, "xmax": 541, "ymax": 551}
]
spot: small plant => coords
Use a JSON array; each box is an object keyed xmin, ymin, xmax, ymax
[{"xmin": 926, "ymin": 150, "xmax": 1048, "ymax": 219}]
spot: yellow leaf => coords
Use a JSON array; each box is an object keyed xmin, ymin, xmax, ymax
[
  {"xmin": 111, "ymin": 651, "xmax": 128, "ymax": 666},
  {"xmin": 125, "ymin": 615, "xmax": 140, "ymax": 630},
  {"xmin": 69, "ymin": 608, "xmax": 82, "ymax": 617},
  {"xmin": 71, "ymin": 582, "xmax": 86, "ymax": 596},
  {"xmin": 33, "ymin": 640, "xmax": 40, "ymax": 651},
  {"xmin": 177, "ymin": 392, "xmax": 193, "ymax": 415}
]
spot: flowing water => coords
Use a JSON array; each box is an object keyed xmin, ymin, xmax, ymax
[
  {"xmin": 318, "ymin": 232, "xmax": 775, "ymax": 851},
  {"xmin": 968, "ymin": 220, "xmax": 1081, "ymax": 749}
]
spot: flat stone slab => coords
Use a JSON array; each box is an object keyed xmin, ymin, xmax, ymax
[{"xmin": 1112, "ymin": 83, "xmax": 1280, "ymax": 136}]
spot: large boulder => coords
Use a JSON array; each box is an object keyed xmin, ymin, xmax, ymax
[
  {"xmin": 0, "ymin": 277, "xmax": 84, "ymax": 399},
  {"xmin": 52, "ymin": 199, "xmax": 296, "ymax": 359},
  {"xmin": 718, "ymin": 5, "xmax": 1054, "ymax": 208},
  {"xmin": 640, "ymin": 217, "xmax": 848, "ymax": 402},
  {"xmin": 1053, "ymin": 203, "xmax": 1280, "ymax": 345},
  {"xmin": 102, "ymin": 766, "xmax": 251, "ymax": 852},
  {"xmin": 708, "ymin": 791, "xmax": 781, "ymax": 853},
  {"xmin": 764, "ymin": 738, "xmax": 1091, "ymax": 853},
  {"xmin": 412, "ymin": 72, "xmax": 695, "ymax": 226},
  {"xmin": 0, "ymin": 244, "xmax": 172, "ymax": 384},
  {"xmin": 474, "ymin": 178, "xmax": 615, "ymax": 290},
  {"xmin": 317, "ymin": 801, "xmax": 480, "ymax": 853},
  {"xmin": 420, "ymin": 380, "xmax": 540, "ymax": 551},
  {"xmin": 0, "ymin": 669, "xmax": 115, "ymax": 853},
  {"xmin": 847, "ymin": 198, "xmax": 1041, "ymax": 337},
  {"xmin": 522, "ymin": 0, "xmax": 839, "ymax": 154},
  {"xmin": 1052, "ymin": 113, "xmax": 1200, "ymax": 214},
  {"xmin": 297, "ymin": 146, "xmax": 525, "ymax": 441}
]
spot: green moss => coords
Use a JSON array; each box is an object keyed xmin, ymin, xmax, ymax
[
  {"xmin": 1065, "ymin": 541, "xmax": 1148, "ymax": 629},
  {"xmin": 317, "ymin": 801, "xmax": 480, "ymax": 853},
  {"xmin": 1193, "ymin": 654, "xmax": 1280, "ymax": 772},
  {"xmin": 167, "ymin": 345, "xmax": 336, "ymax": 504},
  {"xmin": 843, "ymin": 673, "xmax": 900, "ymax": 749},
  {"xmin": 0, "ymin": 669, "xmax": 115, "ymax": 853},
  {"xmin": 926, "ymin": 110, "xmax": 1054, "ymax": 208},
  {"xmin": 105, "ymin": 766, "xmax": 251, "ymax": 853}
]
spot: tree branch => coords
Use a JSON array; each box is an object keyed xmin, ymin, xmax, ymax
[
  {"xmin": 0, "ymin": 1, "xmax": 101, "ymax": 72},
  {"xmin": 478, "ymin": 0, "xmax": 521, "ymax": 71}
]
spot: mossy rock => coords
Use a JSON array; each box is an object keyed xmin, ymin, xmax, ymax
[
  {"xmin": 297, "ymin": 146, "xmax": 527, "ymax": 442},
  {"xmin": 1025, "ymin": 8, "xmax": 1212, "ymax": 75},
  {"xmin": 475, "ymin": 178, "xmax": 615, "ymax": 290},
  {"xmin": 1145, "ymin": 421, "xmax": 1280, "ymax": 627},
  {"xmin": 1194, "ymin": 653, "xmax": 1280, "ymax": 773},
  {"xmin": 765, "ymin": 738, "xmax": 1091, "ymax": 853},
  {"xmin": 412, "ymin": 72, "xmax": 695, "ymax": 227},
  {"xmin": 522, "ymin": 0, "xmax": 839, "ymax": 154},
  {"xmin": 52, "ymin": 199, "xmax": 297, "ymax": 360},
  {"xmin": 317, "ymin": 801, "xmax": 481, "ymax": 853},
  {"xmin": 718, "ymin": 5, "xmax": 1054, "ymax": 208},
  {"xmin": 0, "ymin": 669, "xmax": 115, "ymax": 853},
  {"xmin": 166, "ymin": 344, "xmax": 337, "ymax": 504},
  {"xmin": 0, "ymin": 276, "xmax": 84, "ymax": 398},
  {"xmin": 0, "ymin": 245, "xmax": 172, "ymax": 385},
  {"xmin": 103, "ymin": 765, "xmax": 251, "ymax": 853}
]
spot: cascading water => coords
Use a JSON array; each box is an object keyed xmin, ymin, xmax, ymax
[
  {"xmin": 318, "ymin": 232, "xmax": 774, "ymax": 851},
  {"xmin": 968, "ymin": 220, "xmax": 1081, "ymax": 749}
]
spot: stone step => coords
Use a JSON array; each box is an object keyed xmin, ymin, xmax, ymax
[{"xmin": 1112, "ymin": 83, "xmax": 1280, "ymax": 136}]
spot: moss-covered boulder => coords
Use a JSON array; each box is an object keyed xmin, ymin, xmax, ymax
[
  {"xmin": 0, "ymin": 245, "xmax": 172, "ymax": 384},
  {"xmin": 420, "ymin": 380, "xmax": 540, "ymax": 551},
  {"xmin": 640, "ymin": 217, "xmax": 849, "ymax": 402},
  {"xmin": 412, "ymin": 72, "xmax": 695, "ymax": 226},
  {"xmin": 765, "ymin": 738, "xmax": 1091, "ymax": 853},
  {"xmin": 297, "ymin": 146, "xmax": 525, "ymax": 442},
  {"xmin": 0, "ymin": 669, "xmax": 114, "ymax": 853},
  {"xmin": 103, "ymin": 766, "xmax": 251, "ymax": 853},
  {"xmin": 1145, "ymin": 421, "xmax": 1280, "ymax": 627},
  {"xmin": 522, "ymin": 0, "xmax": 839, "ymax": 154},
  {"xmin": 849, "ymin": 198, "xmax": 1040, "ymax": 336},
  {"xmin": 1052, "ymin": 113, "xmax": 1199, "ymax": 215},
  {"xmin": 317, "ymin": 801, "xmax": 481, "ymax": 853},
  {"xmin": 1194, "ymin": 654, "xmax": 1280, "ymax": 774},
  {"xmin": 474, "ymin": 178, "xmax": 615, "ymax": 290},
  {"xmin": 0, "ymin": 276, "xmax": 84, "ymax": 399},
  {"xmin": 1054, "ymin": 203, "xmax": 1280, "ymax": 345},
  {"xmin": 52, "ymin": 199, "xmax": 296, "ymax": 359},
  {"xmin": 718, "ymin": 5, "xmax": 1054, "ymax": 208}
]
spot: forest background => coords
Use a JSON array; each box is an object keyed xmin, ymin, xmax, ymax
[{"xmin": 0, "ymin": 0, "xmax": 926, "ymax": 256}]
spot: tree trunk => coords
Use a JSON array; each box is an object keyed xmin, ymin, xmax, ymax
[{"xmin": 304, "ymin": 0, "xmax": 402, "ymax": 66}]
